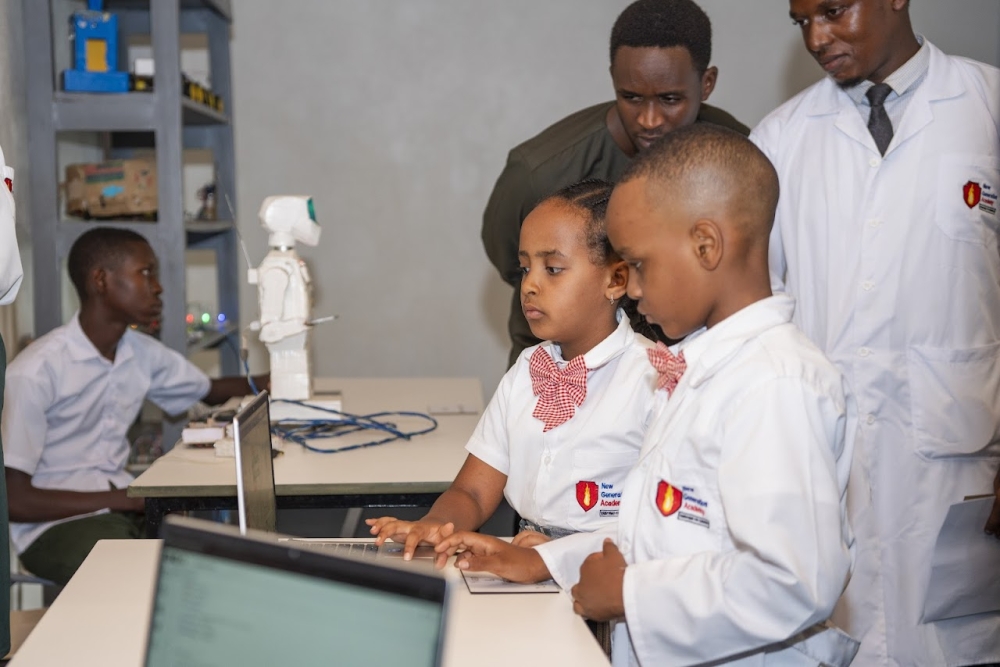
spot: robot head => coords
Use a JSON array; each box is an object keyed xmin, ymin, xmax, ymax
[{"xmin": 259, "ymin": 196, "xmax": 321, "ymax": 248}]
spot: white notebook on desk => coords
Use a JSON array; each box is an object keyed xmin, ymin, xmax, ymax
[{"xmin": 461, "ymin": 570, "xmax": 560, "ymax": 594}]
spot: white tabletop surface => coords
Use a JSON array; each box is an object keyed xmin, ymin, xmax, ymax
[
  {"xmin": 129, "ymin": 377, "xmax": 484, "ymax": 498},
  {"xmin": 10, "ymin": 540, "xmax": 611, "ymax": 667}
]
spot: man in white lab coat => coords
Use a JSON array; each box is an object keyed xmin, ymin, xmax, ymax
[
  {"xmin": 751, "ymin": 1, "xmax": 1000, "ymax": 664},
  {"xmin": 0, "ymin": 140, "xmax": 22, "ymax": 657}
]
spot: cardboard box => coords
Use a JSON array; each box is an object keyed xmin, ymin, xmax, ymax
[{"xmin": 65, "ymin": 158, "xmax": 157, "ymax": 218}]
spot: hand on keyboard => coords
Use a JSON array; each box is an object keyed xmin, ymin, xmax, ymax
[{"xmin": 366, "ymin": 517, "xmax": 456, "ymax": 561}]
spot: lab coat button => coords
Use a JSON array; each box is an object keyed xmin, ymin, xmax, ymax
[
  {"xmin": 544, "ymin": 455, "xmax": 551, "ymax": 465},
  {"xmin": 868, "ymin": 219, "xmax": 880, "ymax": 228},
  {"xmin": 869, "ymin": 157, "xmax": 880, "ymax": 167},
  {"xmin": 866, "ymin": 414, "xmax": 876, "ymax": 425},
  {"xmin": 862, "ymin": 281, "xmax": 874, "ymax": 291},
  {"xmin": 858, "ymin": 347, "xmax": 871, "ymax": 357}
]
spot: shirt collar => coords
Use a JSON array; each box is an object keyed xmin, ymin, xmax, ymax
[
  {"xmin": 546, "ymin": 308, "xmax": 634, "ymax": 371},
  {"xmin": 674, "ymin": 294, "xmax": 796, "ymax": 390},
  {"xmin": 66, "ymin": 311, "xmax": 135, "ymax": 365},
  {"xmin": 844, "ymin": 34, "xmax": 929, "ymax": 107},
  {"xmin": 806, "ymin": 41, "xmax": 963, "ymax": 121}
]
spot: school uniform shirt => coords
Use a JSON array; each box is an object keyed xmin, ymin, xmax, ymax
[
  {"xmin": 466, "ymin": 310, "xmax": 658, "ymax": 534},
  {"xmin": 752, "ymin": 40, "xmax": 1000, "ymax": 665},
  {"xmin": 0, "ymin": 142, "xmax": 21, "ymax": 305},
  {"xmin": 539, "ymin": 295, "xmax": 858, "ymax": 667},
  {"xmin": 2, "ymin": 313, "xmax": 210, "ymax": 553}
]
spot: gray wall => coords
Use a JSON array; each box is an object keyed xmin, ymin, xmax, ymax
[{"xmin": 231, "ymin": 0, "xmax": 1000, "ymax": 396}]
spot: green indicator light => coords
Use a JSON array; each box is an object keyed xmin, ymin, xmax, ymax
[{"xmin": 201, "ymin": 313, "xmax": 210, "ymax": 324}]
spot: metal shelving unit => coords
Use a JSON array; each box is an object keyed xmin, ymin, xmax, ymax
[{"xmin": 24, "ymin": 0, "xmax": 240, "ymax": 378}]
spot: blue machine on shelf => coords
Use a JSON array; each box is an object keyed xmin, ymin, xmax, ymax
[{"xmin": 63, "ymin": 0, "xmax": 129, "ymax": 93}]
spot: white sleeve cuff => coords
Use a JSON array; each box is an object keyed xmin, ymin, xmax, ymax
[{"xmin": 534, "ymin": 529, "xmax": 613, "ymax": 590}]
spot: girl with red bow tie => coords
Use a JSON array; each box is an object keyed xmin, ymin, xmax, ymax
[{"xmin": 367, "ymin": 179, "xmax": 662, "ymax": 561}]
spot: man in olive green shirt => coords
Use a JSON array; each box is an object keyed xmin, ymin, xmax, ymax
[{"xmin": 482, "ymin": 0, "xmax": 749, "ymax": 365}]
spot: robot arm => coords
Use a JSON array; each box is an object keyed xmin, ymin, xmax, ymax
[
  {"xmin": 253, "ymin": 250, "xmax": 315, "ymax": 344},
  {"xmin": 257, "ymin": 261, "xmax": 301, "ymax": 344}
]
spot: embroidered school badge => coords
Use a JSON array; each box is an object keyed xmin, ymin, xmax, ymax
[
  {"xmin": 963, "ymin": 181, "xmax": 982, "ymax": 209},
  {"xmin": 576, "ymin": 481, "xmax": 599, "ymax": 512},
  {"xmin": 654, "ymin": 480, "xmax": 683, "ymax": 517}
]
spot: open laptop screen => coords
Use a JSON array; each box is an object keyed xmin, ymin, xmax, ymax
[
  {"xmin": 233, "ymin": 391, "xmax": 277, "ymax": 534},
  {"xmin": 145, "ymin": 517, "xmax": 447, "ymax": 667}
]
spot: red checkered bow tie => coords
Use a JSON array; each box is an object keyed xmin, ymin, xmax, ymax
[
  {"xmin": 529, "ymin": 347, "xmax": 588, "ymax": 432},
  {"xmin": 647, "ymin": 342, "xmax": 686, "ymax": 396}
]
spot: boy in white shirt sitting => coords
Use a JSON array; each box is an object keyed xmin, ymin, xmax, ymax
[
  {"xmin": 436, "ymin": 125, "xmax": 858, "ymax": 666},
  {"xmin": 2, "ymin": 227, "xmax": 264, "ymax": 585}
]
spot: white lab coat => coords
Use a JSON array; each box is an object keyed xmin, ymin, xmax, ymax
[
  {"xmin": 751, "ymin": 41, "xmax": 1000, "ymax": 666},
  {"xmin": 539, "ymin": 296, "xmax": 858, "ymax": 667},
  {"xmin": 0, "ymin": 143, "xmax": 21, "ymax": 305}
]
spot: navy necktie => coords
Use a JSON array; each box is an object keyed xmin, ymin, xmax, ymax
[{"xmin": 866, "ymin": 83, "xmax": 894, "ymax": 156}]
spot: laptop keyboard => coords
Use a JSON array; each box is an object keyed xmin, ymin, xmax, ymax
[{"xmin": 311, "ymin": 542, "xmax": 380, "ymax": 557}]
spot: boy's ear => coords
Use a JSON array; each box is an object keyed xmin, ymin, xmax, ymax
[
  {"xmin": 91, "ymin": 266, "xmax": 108, "ymax": 297},
  {"xmin": 690, "ymin": 219, "xmax": 722, "ymax": 271}
]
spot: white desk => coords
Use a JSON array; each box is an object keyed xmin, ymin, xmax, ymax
[
  {"xmin": 10, "ymin": 540, "xmax": 610, "ymax": 667},
  {"xmin": 129, "ymin": 378, "xmax": 484, "ymax": 535}
]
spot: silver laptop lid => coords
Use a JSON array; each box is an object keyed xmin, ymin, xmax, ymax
[
  {"xmin": 145, "ymin": 515, "xmax": 449, "ymax": 667},
  {"xmin": 233, "ymin": 391, "xmax": 277, "ymax": 534}
]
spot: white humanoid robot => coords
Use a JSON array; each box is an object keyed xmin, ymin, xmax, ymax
[{"xmin": 249, "ymin": 196, "xmax": 321, "ymax": 401}]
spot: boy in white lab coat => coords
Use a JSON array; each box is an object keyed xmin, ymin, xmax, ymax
[{"xmin": 436, "ymin": 125, "xmax": 858, "ymax": 666}]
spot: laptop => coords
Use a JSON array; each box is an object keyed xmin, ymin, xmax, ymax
[
  {"xmin": 144, "ymin": 515, "xmax": 450, "ymax": 667},
  {"xmin": 233, "ymin": 390, "xmax": 277, "ymax": 534},
  {"xmin": 233, "ymin": 391, "xmax": 434, "ymax": 558}
]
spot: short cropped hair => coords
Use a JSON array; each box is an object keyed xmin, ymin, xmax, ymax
[
  {"xmin": 620, "ymin": 123, "xmax": 779, "ymax": 239},
  {"xmin": 67, "ymin": 226, "xmax": 151, "ymax": 300},
  {"xmin": 610, "ymin": 0, "xmax": 713, "ymax": 73}
]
